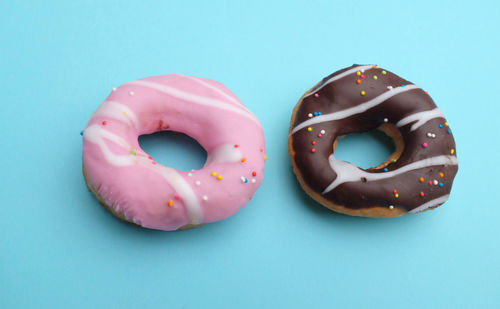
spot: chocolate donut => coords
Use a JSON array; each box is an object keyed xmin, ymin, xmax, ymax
[{"xmin": 288, "ymin": 64, "xmax": 458, "ymax": 217}]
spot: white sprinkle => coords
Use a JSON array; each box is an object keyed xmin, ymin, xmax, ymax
[
  {"xmin": 202, "ymin": 195, "xmax": 208, "ymax": 201},
  {"xmin": 195, "ymin": 180, "xmax": 201, "ymax": 186},
  {"xmin": 240, "ymin": 176, "xmax": 246, "ymax": 183},
  {"xmin": 383, "ymin": 118, "xmax": 388, "ymax": 123},
  {"xmin": 389, "ymin": 205, "xmax": 394, "ymax": 209},
  {"xmin": 387, "ymin": 86, "xmax": 393, "ymax": 90},
  {"xmin": 432, "ymin": 133, "xmax": 436, "ymax": 138},
  {"xmin": 427, "ymin": 133, "xmax": 432, "ymax": 137},
  {"xmin": 251, "ymin": 179, "xmax": 256, "ymax": 183},
  {"xmin": 308, "ymin": 113, "xmax": 313, "ymax": 118},
  {"xmin": 112, "ymin": 88, "xmax": 117, "ymax": 92},
  {"xmin": 129, "ymin": 91, "xmax": 135, "ymax": 96},
  {"xmin": 320, "ymin": 130, "xmax": 326, "ymax": 134},
  {"xmin": 433, "ymin": 180, "xmax": 438, "ymax": 185},
  {"xmin": 361, "ymin": 69, "xmax": 365, "ymax": 73},
  {"xmin": 188, "ymin": 173, "xmax": 192, "ymax": 177}
]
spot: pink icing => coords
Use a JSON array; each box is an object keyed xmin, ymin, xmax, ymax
[{"xmin": 82, "ymin": 74, "xmax": 265, "ymax": 230}]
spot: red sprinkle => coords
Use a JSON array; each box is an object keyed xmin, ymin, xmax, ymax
[
  {"xmin": 311, "ymin": 148, "xmax": 316, "ymax": 153},
  {"xmin": 317, "ymin": 133, "xmax": 322, "ymax": 138},
  {"xmin": 174, "ymin": 195, "xmax": 180, "ymax": 199},
  {"xmin": 234, "ymin": 144, "xmax": 239, "ymax": 148},
  {"xmin": 102, "ymin": 121, "xmax": 107, "ymax": 126},
  {"xmin": 420, "ymin": 191, "xmax": 425, "ymax": 197},
  {"xmin": 393, "ymin": 189, "xmax": 397, "ymax": 194},
  {"xmin": 422, "ymin": 142, "xmax": 428, "ymax": 148},
  {"xmin": 152, "ymin": 161, "xmax": 157, "ymax": 165},
  {"xmin": 428, "ymin": 180, "xmax": 433, "ymax": 185},
  {"xmin": 360, "ymin": 74, "xmax": 365, "ymax": 79},
  {"xmin": 252, "ymin": 171, "xmax": 257, "ymax": 177},
  {"xmin": 311, "ymin": 141, "xmax": 316, "ymax": 145}
]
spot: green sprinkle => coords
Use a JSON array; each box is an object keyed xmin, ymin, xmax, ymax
[
  {"xmin": 130, "ymin": 151, "xmax": 136, "ymax": 155},
  {"xmin": 382, "ymin": 70, "xmax": 387, "ymax": 75},
  {"xmin": 373, "ymin": 75, "xmax": 378, "ymax": 80}
]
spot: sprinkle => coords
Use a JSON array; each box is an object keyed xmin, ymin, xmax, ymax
[
  {"xmin": 102, "ymin": 121, "xmax": 107, "ymax": 126},
  {"xmin": 307, "ymin": 127, "xmax": 312, "ymax": 132},
  {"xmin": 450, "ymin": 149, "xmax": 455, "ymax": 154},
  {"xmin": 260, "ymin": 149, "xmax": 263, "ymax": 152},
  {"xmin": 447, "ymin": 129, "xmax": 452, "ymax": 134},
  {"xmin": 320, "ymin": 130, "xmax": 326, "ymax": 134},
  {"xmin": 191, "ymin": 219, "xmax": 196, "ymax": 223},
  {"xmin": 152, "ymin": 161, "xmax": 157, "ymax": 165},
  {"xmin": 308, "ymin": 113, "xmax": 313, "ymax": 117},
  {"xmin": 251, "ymin": 179, "xmax": 256, "ymax": 183},
  {"xmin": 361, "ymin": 69, "xmax": 365, "ymax": 73},
  {"xmin": 383, "ymin": 118, "xmax": 388, "ymax": 123},
  {"xmin": 439, "ymin": 183, "xmax": 444, "ymax": 187},
  {"xmin": 401, "ymin": 84, "xmax": 406, "ymax": 87},
  {"xmin": 129, "ymin": 91, "xmax": 134, "ymax": 96},
  {"xmin": 422, "ymin": 142, "xmax": 428, "ymax": 148},
  {"xmin": 264, "ymin": 155, "xmax": 267, "ymax": 161},
  {"xmin": 425, "ymin": 91, "xmax": 429, "ymax": 95},
  {"xmin": 252, "ymin": 171, "xmax": 257, "ymax": 177},
  {"xmin": 395, "ymin": 193, "xmax": 399, "ymax": 198},
  {"xmin": 216, "ymin": 175, "xmax": 222, "ymax": 180},
  {"xmin": 130, "ymin": 151, "xmax": 136, "ymax": 155},
  {"xmin": 393, "ymin": 189, "xmax": 398, "ymax": 194},
  {"xmin": 211, "ymin": 172, "xmax": 217, "ymax": 176},
  {"xmin": 241, "ymin": 158, "xmax": 246, "ymax": 163},
  {"xmin": 314, "ymin": 93, "xmax": 319, "ymax": 98},
  {"xmin": 420, "ymin": 192, "xmax": 425, "ymax": 197},
  {"xmin": 356, "ymin": 79, "xmax": 361, "ymax": 84},
  {"xmin": 188, "ymin": 173, "xmax": 192, "ymax": 177},
  {"xmin": 317, "ymin": 133, "xmax": 322, "ymax": 138},
  {"xmin": 311, "ymin": 141, "xmax": 316, "ymax": 145},
  {"xmin": 428, "ymin": 180, "xmax": 433, "ymax": 185},
  {"xmin": 148, "ymin": 156, "xmax": 152, "ymax": 160},
  {"xmin": 356, "ymin": 71, "xmax": 361, "ymax": 76},
  {"xmin": 360, "ymin": 74, "xmax": 365, "ymax": 79},
  {"xmin": 382, "ymin": 70, "xmax": 387, "ymax": 75},
  {"xmin": 392, "ymin": 159, "xmax": 397, "ymax": 163},
  {"xmin": 240, "ymin": 176, "xmax": 246, "ymax": 183},
  {"xmin": 202, "ymin": 195, "xmax": 208, "ymax": 201},
  {"xmin": 318, "ymin": 112, "xmax": 322, "ymax": 115},
  {"xmin": 234, "ymin": 144, "xmax": 238, "ymax": 148},
  {"xmin": 112, "ymin": 88, "xmax": 117, "ymax": 91},
  {"xmin": 373, "ymin": 75, "xmax": 378, "ymax": 80},
  {"xmin": 387, "ymin": 86, "xmax": 393, "ymax": 90},
  {"xmin": 311, "ymin": 148, "xmax": 316, "ymax": 153},
  {"xmin": 80, "ymin": 130, "xmax": 84, "ymax": 136},
  {"xmin": 372, "ymin": 65, "xmax": 377, "ymax": 68},
  {"xmin": 383, "ymin": 168, "xmax": 388, "ymax": 172},
  {"xmin": 167, "ymin": 200, "xmax": 173, "ymax": 207},
  {"xmin": 195, "ymin": 180, "xmax": 201, "ymax": 186},
  {"xmin": 439, "ymin": 173, "xmax": 444, "ymax": 177},
  {"xmin": 389, "ymin": 205, "xmax": 394, "ymax": 209},
  {"xmin": 175, "ymin": 195, "xmax": 180, "ymax": 199},
  {"xmin": 433, "ymin": 180, "xmax": 438, "ymax": 185},
  {"xmin": 122, "ymin": 111, "xmax": 127, "ymax": 116},
  {"xmin": 439, "ymin": 124, "xmax": 443, "ymax": 128},
  {"xmin": 313, "ymin": 112, "xmax": 318, "ymax": 116},
  {"xmin": 445, "ymin": 122, "xmax": 449, "ymax": 126},
  {"xmin": 360, "ymin": 91, "xmax": 366, "ymax": 96},
  {"xmin": 244, "ymin": 178, "xmax": 248, "ymax": 183},
  {"xmin": 419, "ymin": 177, "xmax": 424, "ymax": 183}
]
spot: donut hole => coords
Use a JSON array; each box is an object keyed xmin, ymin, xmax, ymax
[
  {"xmin": 138, "ymin": 131, "xmax": 207, "ymax": 172},
  {"xmin": 333, "ymin": 124, "xmax": 403, "ymax": 170}
]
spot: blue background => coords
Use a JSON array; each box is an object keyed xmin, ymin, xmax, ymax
[{"xmin": 2, "ymin": 1, "xmax": 499, "ymax": 308}]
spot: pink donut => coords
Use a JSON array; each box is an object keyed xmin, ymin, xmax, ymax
[{"xmin": 82, "ymin": 75, "xmax": 266, "ymax": 231}]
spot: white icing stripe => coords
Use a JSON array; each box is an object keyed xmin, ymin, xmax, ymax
[
  {"xmin": 408, "ymin": 194, "xmax": 450, "ymax": 214},
  {"xmin": 303, "ymin": 65, "xmax": 375, "ymax": 98},
  {"xmin": 84, "ymin": 124, "xmax": 203, "ymax": 223},
  {"xmin": 93, "ymin": 101, "xmax": 140, "ymax": 129},
  {"xmin": 396, "ymin": 108, "xmax": 444, "ymax": 131},
  {"xmin": 205, "ymin": 144, "xmax": 242, "ymax": 166},
  {"xmin": 292, "ymin": 85, "xmax": 421, "ymax": 134},
  {"xmin": 323, "ymin": 154, "xmax": 458, "ymax": 194},
  {"xmin": 179, "ymin": 75, "xmax": 243, "ymax": 107},
  {"xmin": 126, "ymin": 80, "xmax": 260, "ymax": 125}
]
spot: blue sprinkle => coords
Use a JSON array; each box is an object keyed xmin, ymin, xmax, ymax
[
  {"xmin": 313, "ymin": 112, "xmax": 318, "ymax": 116},
  {"xmin": 383, "ymin": 168, "xmax": 388, "ymax": 172},
  {"xmin": 439, "ymin": 183, "xmax": 444, "ymax": 187},
  {"xmin": 438, "ymin": 124, "xmax": 443, "ymax": 128},
  {"xmin": 448, "ymin": 129, "xmax": 452, "ymax": 134},
  {"xmin": 401, "ymin": 84, "xmax": 405, "ymax": 87},
  {"xmin": 244, "ymin": 179, "xmax": 248, "ymax": 183},
  {"xmin": 318, "ymin": 112, "xmax": 322, "ymax": 115},
  {"xmin": 80, "ymin": 130, "xmax": 84, "ymax": 136}
]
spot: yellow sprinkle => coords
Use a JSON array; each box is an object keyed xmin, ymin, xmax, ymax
[
  {"xmin": 445, "ymin": 122, "xmax": 449, "ymax": 126},
  {"xmin": 122, "ymin": 111, "xmax": 127, "ymax": 115},
  {"xmin": 191, "ymin": 219, "xmax": 196, "ymax": 223},
  {"xmin": 167, "ymin": 200, "xmax": 173, "ymax": 207},
  {"xmin": 216, "ymin": 175, "xmax": 222, "ymax": 180},
  {"xmin": 451, "ymin": 148, "xmax": 455, "ymax": 154},
  {"xmin": 395, "ymin": 193, "xmax": 399, "ymax": 198},
  {"xmin": 392, "ymin": 159, "xmax": 397, "ymax": 163},
  {"xmin": 356, "ymin": 71, "xmax": 361, "ymax": 76},
  {"xmin": 211, "ymin": 172, "xmax": 217, "ymax": 177},
  {"xmin": 382, "ymin": 70, "xmax": 387, "ymax": 75},
  {"xmin": 264, "ymin": 155, "xmax": 267, "ymax": 161},
  {"xmin": 361, "ymin": 91, "xmax": 366, "ymax": 96},
  {"xmin": 307, "ymin": 127, "xmax": 312, "ymax": 132},
  {"xmin": 241, "ymin": 158, "xmax": 246, "ymax": 163}
]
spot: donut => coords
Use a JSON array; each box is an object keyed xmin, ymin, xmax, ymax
[
  {"xmin": 288, "ymin": 64, "xmax": 458, "ymax": 217},
  {"xmin": 82, "ymin": 74, "xmax": 266, "ymax": 230}
]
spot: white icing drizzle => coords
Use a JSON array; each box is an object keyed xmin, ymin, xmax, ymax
[
  {"xmin": 303, "ymin": 65, "xmax": 375, "ymax": 98},
  {"xmin": 126, "ymin": 80, "xmax": 260, "ymax": 125},
  {"xmin": 205, "ymin": 144, "xmax": 242, "ymax": 166},
  {"xmin": 93, "ymin": 101, "xmax": 140, "ymax": 129},
  {"xmin": 396, "ymin": 108, "xmax": 444, "ymax": 131},
  {"xmin": 291, "ymin": 85, "xmax": 421, "ymax": 135},
  {"xmin": 323, "ymin": 154, "xmax": 458, "ymax": 194},
  {"xmin": 179, "ymin": 75, "xmax": 244, "ymax": 107},
  {"xmin": 84, "ymin": 124, "xmax": 203, "ymax": 223},
  {"xmin": 408, "ymin": 194, "xmax": 450, "ymax": 214}
]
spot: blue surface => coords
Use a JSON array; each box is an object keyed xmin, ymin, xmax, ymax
[{"xmin": 2, "ymin": 1, "xmax": 499, "ymax": 308}]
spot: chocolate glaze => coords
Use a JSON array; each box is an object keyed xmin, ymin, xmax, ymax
[{"xmin": 289, "ymin": 65, "xmax": 458, "ymax": 213}]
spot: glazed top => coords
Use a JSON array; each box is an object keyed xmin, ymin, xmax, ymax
[
  {"xmin": 83, "ymin": 74, "xmax": 266, "ymax": 230},
  {"xmin": 290, "ymin": 65, "xmax": 458, "ymax": 213}
]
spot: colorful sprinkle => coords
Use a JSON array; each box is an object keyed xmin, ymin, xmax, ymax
[
  {"xmin": 122, "ymin": 111, "xmax": 127, "ymax": 115},
  {"xmin": 383, "ymin": 118, "xmax": 388, "ymax": 123},
  {"xmin": 195, "ymin": 180, "xmax": 201, "ymax": 186},
  {"xmin": 428, "ymin": 180, "xmax": 433, "ymax": 186},
  {"xmin": 308, "ymin": 113, "xmax": 313, "ymax": 117},
  {"xmin": 318, "ymin": 112, "xmax": 322, "ymax": 115},
  {"xmin": 102, "ymin": 121, "xmax": 107, "ymax": 126},
  {"xmin": 264, "ymin": 155, "xmax": 267, "ymax": 161},
  {"xmin": 439, "ymin": 172, "xmax": 444, "ymax": 177},
  {"xmin": 202, "ymin": 195, "xmax": 208, "ymax": 201},
  {"xmin": 241, "ymin": 158, "xmax": 246, "ymax": 163},
  {"xmin": 419, "ymin": 177, "xmax": 424, "ymax": 183},
  {"xmin": 439, "ymin": 183, "xmax": 444, "ymax": 187},
  {"xmin": 433, "ymin": 180, "xmax": 438, "ymax": 186},
  {"xmin": 314, "ymin": 93, "xmax": 319, "ymax": 98},
  {"xmin": 320, "ymin": 130, "xmax": 325, "ymax": 134},
  {"xmin": 252, "ymin": 171, "xmax": 257, "ymax": 177},
  {"xmin": 311, "ymin": 148, "xmax": 316, "ymax": 153},
  {"xmin": 420, "ymin": 192, "xmax": 425, "ymax": 197},
  {"xmin": 130, "ymin": 151, "xmax": 136, "ymax": 155},
  {"xmin": 389, "ymin": 205, "xmax": 394, "ymax": 209},
  {"xmin": 439, "ymin": 124, "xmax": 443, "ymax": 128},
  {"xmin": 216, "ymin": 175, "xmax": 222, "ymax": 180},
  {"xmin": 450, "ymin": 148, "xmax": 455, "ymax": 154},
  {"xmin": 360, "ymin": 91, "xmax": 366, "ymax": 96},
  {"xmin": 251, "ymin": 179, "xmax": 256, "ymax": 183},
  {"xmin": 240, "ymin": 176, "xmax": 246, "ymax": 183},
  {"xmin": 80, "ymin": 130, "xmax": 84, "ymax": 136},
  {"xmin": 307, "ymin": 127, "xmax": 312, "ymax": 132},
  {"xmin": 175, "ymin": 194, "xmax": 180, "ymax": 199},
  {"xmin": 395, "ymin": 193, "xmax": 399, "ymax": 198},
  {"xmin": 382, "ymin": 70, "xmax": 387, "ymax": 75},
  {"xmin": 448, "ymin": 129, "xmax": 452, "ymax": 134},
  {"xmin": 360, "ymin": 74, "xmax": 365, "ymax": 79},
  {"xmin": 393, "ymin": 189, "xmax": 398, "ymax": 194},
  {"xmin": 401, "ymin": 84, "xmax": 406, "ymax": 87},
  {"xmin": 167, "ymin": 200, "xmax": 173, "ymax": 207},
  {"xmin": 311, "ymin": 141, "xmax": 316, "ymax": 145},
  {"xmin": 383, "ymin": 168, "xmax": 388, "ymax": 172},
  {"xmin": 356, "ymin": 71, "xmax": 361, "ymax": 76},
  {"xmin": 211, "ymin": 172, "xmax": 217, "ymax": 177},
  {"xmin": 422, "ymin": 142, "xmax": 428, "ymax": 148},
  {"xmin": 317, "ymin": 133, "xmax": 322, "ymax": 138},
  {"xmin": 234, "ymin": 144, "xmax": 238, "ymax": 148},
  {"xmin": 313, "ymin": 112, "xmax": 318, "ymax": 116},
  {"xmin": 112, "ymin": 88, "xmax": 117, "ymax": 91},
  {"xmin": 356, "ymin": 79, "xmax": 361, "ymax": 84},
  {"xmin": 387, "ymin": 86, "xmax": 393, "ymax": 90},
  {"xmin": 129, "ymin": 91, "xmax": 134, "ymax": 96},
  {"xmin": 445, "ymin": 122, "xmax": 449, "ymax": 126},
  {"xmin": 188, "ymin": 173, "xmax": 192, "ymax": 177},
  {"xmin": 373, "ymin": 75, "xmax": 378, "ymax": 80}
]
